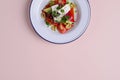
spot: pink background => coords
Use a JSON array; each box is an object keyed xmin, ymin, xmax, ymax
[{"xmin": 0, "ymin": 0, "xmax": 120, "ymax": 80}]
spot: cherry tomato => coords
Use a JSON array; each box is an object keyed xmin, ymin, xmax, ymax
[
  {"xmin": 62, "ymin": 0, "xmax": 66, "ymax": 5},
  {"xmin": 55, "ymin": 0, "xmax": 59, "ymax": 4},
  {"xmin": 58, "ymin": 0, "xmax": 66, "ymax": 5},
  {"xmin": 57, "ymin": 23, "xmax": 67, "ymax": 34},
  {"xmin": 53, "ymin": 22, "xmax": 59, "ymax": 27}
]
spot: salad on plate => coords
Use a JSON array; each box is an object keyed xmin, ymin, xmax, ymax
[{"xmin": 41, "ymin": 0, "xmax": 77, "ymax": 34}]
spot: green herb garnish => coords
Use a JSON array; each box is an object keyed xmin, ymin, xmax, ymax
[
  {"xmin": 56, "ymin": 6, "xmax": 61, "ymax": 10},
  {"xmin": 65, "ymin": 16, "xmax": 70, "ymax": 19},
  {"xmin": 60, "ymin": 16, "xmax": 70, "ymax": 23},
  {"xmin": 60, "ymin": 9, "xmax": 64, "ymax": 13},
  {"xmin": 46, "ymin": 21, "xmax": 50, "ymax": 26},
  {"xmin": 55, "ymin": 20, "xmax": 59, "ymax": 23},
  {"xmin": 66, "ymin": 2, "xmax": 69, "ymax": 4},
  {"xmin": 52, "ymin": 11, "xmax": 60, "ymax": 17}
]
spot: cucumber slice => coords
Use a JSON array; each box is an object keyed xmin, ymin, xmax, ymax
[{"xmin": 43, "ymin": 7, "xmax": 52, "ymax": 13}]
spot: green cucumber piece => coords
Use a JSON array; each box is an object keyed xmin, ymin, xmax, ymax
[{"xmin": 43, "ymin": 7, "xmax": 52, "ymax": 14}]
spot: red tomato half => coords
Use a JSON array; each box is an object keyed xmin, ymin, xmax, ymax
[
  {"xmin": 45, "ymin": 18, "xmax": 59, "ymax": 27},
  {"xmin": 62, "ymin": 0, "xmax": 66, "ymax": 5},
  {"xmin": 66, "ymin": 8, "xmax": 74, "ymax": 22},
  {"xmin": 57, "ymin": 23, "xmax": 67, "ymax": 34},
  {"xmin": 55, "ymin": 0, "xmax": 59, "ymax": 4},
  {"xmin": 58, "ymin": 0, "xmax": 66, "ymax": 5}
]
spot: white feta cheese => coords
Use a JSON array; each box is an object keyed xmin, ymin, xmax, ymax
[
  {"xmin": 51, "ymin": 4, "xmax": 71, "ymax": 22},
  {"xmin": 55, "ymin": 4, "xmax": 71, "ymax": 22},
  {"xmin": 51, "ymin": 4, "xmax": 59, "ymax": 11},
  {"xmin": 58, "ymin": 4, "xmax": 71, "ymax": 17}
]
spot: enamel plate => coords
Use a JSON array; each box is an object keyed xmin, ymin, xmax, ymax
[{"xmin": 30, "ymin": 0, "xmax": 91, "ymax": 44}]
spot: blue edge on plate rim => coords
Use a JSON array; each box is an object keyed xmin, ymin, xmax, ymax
[{"xmin": 29, "ymin": 0, "xmax": 91, "ymax": 44}]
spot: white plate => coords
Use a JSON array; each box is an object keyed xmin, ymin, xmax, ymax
[{"xmin": 30, "ymin": 0, "xmax": 91, "ymax": 44}]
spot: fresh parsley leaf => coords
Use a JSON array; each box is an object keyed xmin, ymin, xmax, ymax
[
  {"xmin": 56, "ymin": 6, "xmax": 61, "ymax": 10},
  {"xmin": 46, "ymin": 21, "xmax": 50, "ymax": 26},
  {"xmin": 60, "ymin": 16, "xmax": 70, "ymax": 23},
  {"xmin": 52, "ymin": 11, "xmax": 60, "ymax": 17},
  {"xmin": 65, "ymin": 16, "xmax": 70, "ymax": 20},
  {"xmin": 60, "ymin": 9, "xmax": 64, "ymax": 13},
  {"xmin": 66, "ymin": 2, "xmax": 69, "ymax": 4},
  {"xmin": 55, "ymin": 20, "xmax": 59, "ymax": 23}
]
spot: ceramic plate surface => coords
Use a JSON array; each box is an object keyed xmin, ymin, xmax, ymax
[{"xmin": 30, "ymin": 0, "xmax": 91, "ymax": 44}]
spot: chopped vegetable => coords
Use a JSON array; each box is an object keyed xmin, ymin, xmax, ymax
[
  {"xmin": 43, "ymin": 7, "xmax": 52, "ymax": 14},
  {"xmin": 57, "ymin": 23, "xmax": 67, "ymax": 33},
  {"xmin": 49, "ymin": 1, "xmax": 55, "ymax": 6},
  {"xmin": 66, "ymin": 1, "xmax": 69, "ymax": 4},
  {"xmin": 52, "ymin": 11, "xmax": 60, "ymax": 17},
  {"xmin": 70, "ymin": 3, "xmax": 74, "ymax": 8},
  {"xmin": 56, "ymin": 6, "xmax": 61, "ymax": 10},
  {"xmin": 60, "ymin": 9, "xmax": 64, "ymax": 13},
  {"xmin": 66, "ymin": 7, "xmax": 74, "ymax": 22},
  {"xmin": 41, "ymin": 0, "xmax": 76, "ymax": 34},
  {"xmin": 60, "ymin": 16, "xmax": 70, "ymax": 23},
  {"xmin": 45, "ymin": 21, "xmax": 50, "ymax": 26}
]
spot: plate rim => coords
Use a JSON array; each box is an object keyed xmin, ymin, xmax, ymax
[{"xmin": 29, "ymin": 0, "xmax": 91, "ymax": 44}]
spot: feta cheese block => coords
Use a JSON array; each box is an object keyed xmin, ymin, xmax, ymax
[
  {"xmin": 53, "ymin": 4, "xmax": 71, "ymax": 22},
  {"xmin": 51, "ymin": 4, "xmax": 59, "ymax": 11},
  {"xmin": 58, "ymin": 4, "xmax": 71, "ymax": 18}
]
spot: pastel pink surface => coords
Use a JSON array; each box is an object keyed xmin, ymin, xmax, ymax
[{"xmin": 0, "ymin": 0, "xmax": 120, "ymax": 80}]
